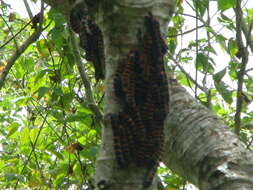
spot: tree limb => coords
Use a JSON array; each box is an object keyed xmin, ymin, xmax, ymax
[
  {"xmin": 0, "ymin": 3, "xmax": 44, "ymax": 90},
  {"xmin": 240, "ymin": 10, "xmax": 253, "ymax": 53},
  {"xmin": 234, "ymin": 0, "xmax": 249, "ymax": 135},
  {"xmin": 163, "ymin": 79, "xmax": 253, "ymax": 190}
]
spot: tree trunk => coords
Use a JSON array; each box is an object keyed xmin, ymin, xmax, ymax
[
  {"xmin": 42, "ymin": 0, "xmax": 253, "ymax": 190},
  {"xmin": 94, "ymin": 1, "xmax": 175, "ymax": 189}
]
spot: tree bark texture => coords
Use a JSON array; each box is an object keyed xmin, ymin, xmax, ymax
[
  {"xmin": 42, "ymin": 0, "xmax": 253, "ymax": 190},
  {"xmin": 164, "ymin": 80, "xmax": 253, "ymax": 190}
]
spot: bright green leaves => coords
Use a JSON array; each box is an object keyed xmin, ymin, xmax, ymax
[
  {"xmin": 218, "ymin": 0, "xmax": 236, "ymax": 11},
  {"xmin": 6, "ymin": 122, "xmax": 20, "ymax": 138},
  {"xmin": 0, "ymin": 4, "xmax": 102, "ymax": 190},
  {"xmin": 36, "ymin": 39, "xmax": 51, "ymax": 57},
  {"xmin": 167, "ymin": 27, "xmax": 178, "ymax": 54},
  {"xmin": 227, "ymin": 38, "xmax": 238, "ymax": 56},
  {"xmin": 245, "ymin": 8, "xmax": 253, "ymax": 21}
]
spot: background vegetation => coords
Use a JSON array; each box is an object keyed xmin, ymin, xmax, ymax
[{"xmin": 0, "ymin": 0, "xmax": 252, "ymax": 189}]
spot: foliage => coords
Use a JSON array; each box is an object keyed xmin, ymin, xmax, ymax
[
  {"xmin": 0, "ymin": 3, "xmax": 102, "ymax": 190},
  {"xmin": 167, "ymin": 0, "xmax": 252, "ymax": 143},
  {"xmin": 0, "ymin": 0, "xmax": 252, "ymax": 189}
]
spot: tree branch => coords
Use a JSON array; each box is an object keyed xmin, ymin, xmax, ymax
[
  {"xmin": 163, "ymin": 79, "xmax": 253, "ymax": 190},
  {"xmin": 0, "ymin": 3, "xmax": 44, "ymax": 90},
  {"xmin": 168, "ymin": 24, "xmax": 205, "ymax": 38},
  {"xmin": 241, "ymin": 13, "xmax": 253, "ymax": 53},
  {"xmin": 234, "ymin": 0, "xmax": 249, "ymax": 135}
]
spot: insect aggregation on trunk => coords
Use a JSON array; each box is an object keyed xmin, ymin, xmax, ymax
[{"xmin": 70, "ymin": 7, "xmax": 169, "ymax": 188}]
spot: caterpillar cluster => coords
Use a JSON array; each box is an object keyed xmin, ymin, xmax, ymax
[
  {"xmin": 109, "ymin": 13, "xmax": 169, "ymax": 188},
  {"xmin": 69, "ymin": 7, "xmax": 105, "ymax": 81}
]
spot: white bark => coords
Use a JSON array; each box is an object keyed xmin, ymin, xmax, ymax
[{"xmin": 164, "ymin": 80, "xmax": 253, "ymax": 190}]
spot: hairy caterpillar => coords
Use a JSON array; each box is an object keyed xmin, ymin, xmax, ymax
[
  {"xmin": 108, "ymin": 12, "xmax": 169, "ymax": 188},
  {"xmin": 69, "ymin": 7, "xmax": 105, "ymax": 80}
]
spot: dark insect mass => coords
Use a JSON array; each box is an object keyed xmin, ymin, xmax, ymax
[
  {"xmin": 69, "ymin": 7, "xmax": 105, "ymax": 80},
  {"xmin": 69, "ymin": 7, "xmax": 88, "ymax": 34},
  {"xmin": 31, "ymin": 13, "xmax": 42, "ymax": 29},
  {"xmin": 108, "ymin": 12, "xmax": 170, "ymax": 188},
  {"xmin": 70, "ymin": 6, "xmax": 169, "ymax": 189}
]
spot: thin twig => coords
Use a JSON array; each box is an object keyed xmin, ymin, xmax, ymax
[
  {"xmin": 168, "ymin": 24, "xmax": 205, "ymax": 38},
  {"xmin": 234, "ymin": 0, "xmax": 249, "ymax": 136},
  {"xmin": 0, "ymin": 17, "xmax": 33, "ymax": 49},
  {"xmin": 202, "ymin": 0, "xmax": 212, "ymax": 108},
  {"xmin": 168, "ymin": 52, "xmax": 207, "ymax": 93},
  {"xmin": 194, "ymin": 0, "xmax": 199, "ymax": 98},
  {"xmin": 0, "ymin": 14, "xmax": 19, "ymax": 49},
  {"xmin": 247, "ymin": 136, "xmax": 253, "ymax": 149},
  {"xmin": 241, "ymin": 19, "xmax": 253, "ymax": 52},
  {"xmin": 68, "ymin": 25, "xmax": 103, "ymax": 123}
]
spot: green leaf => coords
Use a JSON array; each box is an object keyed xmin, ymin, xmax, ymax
[
  {"xmin": 61, "ymin": 93, "xmax": 74, "ymax": 107},
  {"xmin": 30, "ymin": 128, "xmax": 39, "ymax": 143},
  {"xmin": 228, "ymin": 61, "xmax": 237, "ymax": 80},
  {"xmin": 36, "ymin": 39, "xmax": 50, "ymax": 57},
  {"xmin": 246, "ymin": 8, "xmax": 253, "ymax": 21},
  {"xmin": 48, "ymin": 9, "xmax": 65, "ymax": 26},
  {"xmin": 79, "ymin": 106, "xmax": 92, "ymax": 115},
  {"xmin": 176, "ymin": 72, "xmax": 193, "ymax": 87},
  {"xmin": 168, "ymin": 38, "xmax": 177, "ymax": 54},
  {"xmin": 80, "ymin": 145, "xmax": 98, "ymax": 159},
  {"xmin": 37, "ymin": 87, "xmax": 50, "ymax": 100},
  {"xmin": 213, "ymin": 68, "xmax": 227, "ymax": 82},
  {"xmin": 228, "ymin": 38, "xmax": 238, "ymax": 56},
  {"xmin": 171, "ymin": 15, "xmax": 185, "ymax": 27},
  {"xmin": 14, "ymin": 60, "xmax": 24, "ymax": 79},
  {"xmin": 52, "ymin": 87, "xmax": 63, "ymax": 96},
  {"xmin": 20, "ymin": 56, "xmax": 35, "ymax": 73},
  {"xmin": 34, "ymin": 69, "xmax": 50, "ymax": 84},
  {"xmin": 215, "ymin": 34, "xmax": 227, "ymax": 50},
  {"xmin": 64, "ymin": 114, "xmax": 85, "ymax": 122},
  {"xmin": 218, "ymin": 0, "xmax": 236, "ymax": 11},
  {"xmin": 7, "ymin": 122, "xmax": 19, "ymax": 138},
  {"xmin": 193, "ymin": 0, "xmax": 208, "ymax": 16},
  {"xmin": 214, "ymin": 81, "xmax": 233, "ymax": 104},
  {"xmin": 14, "ymin": 96, "xmax": 30, "ymax": 107},
  {"xmin": 51, "ymin": 110, "xmax": 64, "ymax": 122},
  {"xmin": 20, "ymin": 127, "xmax": 30, "ymax": 145},
  {"xmin": 196, "ymin": 53, "xmax": 214, "ymax": 73}
]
